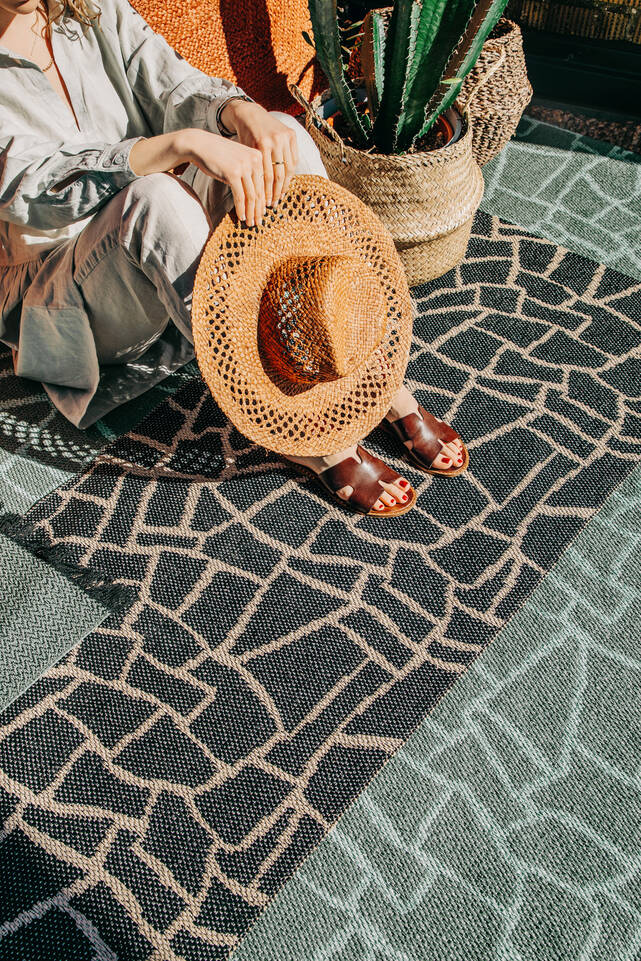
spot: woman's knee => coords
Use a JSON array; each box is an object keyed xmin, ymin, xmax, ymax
[
  {"xmin": 269, "ymin": 111, "xmax": 328, "ymax": 178},
  {"xmin": 117, "ymin": 172, "xmax": 211, "ymax": 262}
]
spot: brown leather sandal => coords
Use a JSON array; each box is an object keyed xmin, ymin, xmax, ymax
[
  {"xmin": 305, "ymin": 446, "xmax": 416, "ymax": 517},
  {"xmin": 384, "ymin": 408, "xmax": 469, "ymax": 477}
]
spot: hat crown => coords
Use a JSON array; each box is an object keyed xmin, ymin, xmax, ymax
[{"xmin": 258, "ymin": 254, "xmax": 387, "ymax": 394}]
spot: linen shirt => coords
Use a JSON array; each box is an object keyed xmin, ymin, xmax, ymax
[{"xmin": 0, "ymin": 0, "xmax": 245, "ymax": 313}]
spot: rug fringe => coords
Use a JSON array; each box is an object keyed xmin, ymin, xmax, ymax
[{"xmin": 0, "ymin": 512, "xmax": 133, "ymax": 615}]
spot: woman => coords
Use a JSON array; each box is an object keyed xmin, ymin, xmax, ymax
[{"xmin": 0, "ymin": 0, "xmax": 466, "ymax": 516}]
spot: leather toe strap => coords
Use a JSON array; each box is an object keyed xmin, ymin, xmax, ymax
[
  {"xmin": 318, "ymin": 446, "xmax": 400, "ymax": 514},
  {"xmin": 393, "ymin": 409, "xmax": 461, "ymax": 468}
]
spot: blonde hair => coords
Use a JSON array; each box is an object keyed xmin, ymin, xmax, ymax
[{"xmin": 42, "ymin": 0, "xmax": 101, "ymax": 31}]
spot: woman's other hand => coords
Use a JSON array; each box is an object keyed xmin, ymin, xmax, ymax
[{"xmin": 219, "ymin": 101, "xmax": 299, "ymax": 210}]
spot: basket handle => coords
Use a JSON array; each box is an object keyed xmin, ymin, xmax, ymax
[
  {"xmin": 459, "ymin": 45, "xmax": 507, "ymax": 114},
  {"xmin": 288, "ymin": 81, "xmax": 348, "ymax": 157}
]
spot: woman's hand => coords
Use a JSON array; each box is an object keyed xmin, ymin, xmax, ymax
[
  {"xmin": 130, "ymin": 130, "xmax": 263, "ymax": 226},
  {"xmin": 219, "ymin": 100, "xmax": 299, "ymax": 209},
  {"xmin": 177, "ymin": 127, "xmax": 272, "ymax": 227}
]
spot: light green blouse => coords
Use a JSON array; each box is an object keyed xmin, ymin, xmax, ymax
[
  {"xmin": 0, "ymin": 0, "xmax": 244, "ymax": 267},
  {"xmin": 0, "ymin": 0, "xmax": 246, "ymax": 424}
]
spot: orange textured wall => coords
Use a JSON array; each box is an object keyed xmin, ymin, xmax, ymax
[{"xmin": 130, "ymin": 0, "xmax": 324, "ymax": 112}]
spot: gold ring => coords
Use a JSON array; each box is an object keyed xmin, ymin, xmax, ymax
[{"xmin": 272, "ymin": 160, "xmax": 286, "ymax": 166}]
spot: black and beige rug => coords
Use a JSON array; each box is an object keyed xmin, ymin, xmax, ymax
[{"xmin": 1, "ymin": 212, "xmax": 640, "ymax": 960}]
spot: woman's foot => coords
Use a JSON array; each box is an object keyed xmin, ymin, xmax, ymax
[
  {"xmin": 384, "ymin": 386, "xmax": 468, "ymax": 476},
  {"xmin": 286, "ymin": 445, "xmax": 416, "ymax": 516}
]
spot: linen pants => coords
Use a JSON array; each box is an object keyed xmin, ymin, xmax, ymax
[{"xmin": 62, "ymin": 112, "xmax": 327, "ymax": 366}]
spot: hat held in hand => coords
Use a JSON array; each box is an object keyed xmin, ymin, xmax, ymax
[{"xmin": 192, "ymin": 175, "xmax": 413, "ymax": 456}]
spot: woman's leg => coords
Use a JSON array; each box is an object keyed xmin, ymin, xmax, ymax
[{"xmin": 73, "ymin": 172, "xmax": 211, "ymax": 358}]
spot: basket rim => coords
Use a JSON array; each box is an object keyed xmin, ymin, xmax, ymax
[{"xmin": 307, "ymin": 93, "xmax": 478, "ymax": 167}]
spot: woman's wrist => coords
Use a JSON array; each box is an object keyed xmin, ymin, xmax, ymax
[
  {"xmin": 129, "ymin": 130, "xmax": 201, "ymax": 176},
  {"xmin": 218, "ymin": 97, "xmax": 255, "ymax": 136}
]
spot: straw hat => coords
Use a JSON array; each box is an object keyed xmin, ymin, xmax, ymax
[{"xmin": 191, "ymin": 174, "xmax": 413, "ymax": 456}]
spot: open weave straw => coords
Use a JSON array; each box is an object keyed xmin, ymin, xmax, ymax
[
  {"xmin": 192, "ymin": 176, "xmax": 413, "ymax": 457},
  {"xmin": 290, "ymin": 85, "xmax": 484, "ymax": 286},
  {"xmin": 461, "ymin": 19, "xmax": 533, "ymax": 166},
  {"xmin": 130, "ymin": 0, "xmax": 323, "ymax": 110}
]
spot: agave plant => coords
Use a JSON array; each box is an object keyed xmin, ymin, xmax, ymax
[{"xmin": 307, "ymin": 0, "xmax": 509, "ymax": 153}]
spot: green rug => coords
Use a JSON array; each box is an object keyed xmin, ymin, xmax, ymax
[
  {"xmin": 481, "ymin": 116, "xmax": 641, "ymax": 280},
  {"xmin": 0, "ymin": 536, "xmax": 109, "ymax": 710},
  {"xmin": 234, "ymin": 459, "xmax": 641, "ymax": 961}
]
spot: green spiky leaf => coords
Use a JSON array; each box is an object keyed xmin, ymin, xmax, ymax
[
  {"xmin": 371, "ymin": 1, "xmax": 419, "ymax": 152},
  {"xmin": 307, "ymin": 0, "xmax": 370, "ymax": 146},
  {"xmin": 395, "ymin": 0, "xmax": 477, "ymax": 151},
  {"xmin": 420, "ymin": 0, "xmax": 509, "ymax": 137},
  {"xmin": 361, "ymin": 8, "xmax": 389, "ymax": 120}
]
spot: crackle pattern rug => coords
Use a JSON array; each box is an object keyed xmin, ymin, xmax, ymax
[
  {"xmin": 482, "ymin": 117, "xmax": 641, "ymax": 280},
  {"xmin": 234, "ymin": 461, "xmax": 641, "ymax": 961},
  {"xmin": 0, "ymin": 348, "xmax": 198, "ymax": 708},
  {"xmin": 1, "ymin": 212, "xmax": 641, "ymax": 959},
  {"xmin": 5, "ymin": 114, "xmax": 640, "ymax": 711}
]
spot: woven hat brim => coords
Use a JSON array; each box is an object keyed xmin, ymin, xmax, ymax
[{"xmin": 192, "ymin": 175, "xmax": 413, "ymax": 457}]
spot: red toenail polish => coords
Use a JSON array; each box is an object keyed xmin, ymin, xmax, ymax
[
  {"xmin": 400, "ymin": 479, "xmax": 409, "ymax": 488},
  {"xmin": 443, "ymin": 457, "xmax": 451, "ymax": 464},
  {"xmin": 401, "ymin": 494, "xmax": 408, "ymax": 502}
]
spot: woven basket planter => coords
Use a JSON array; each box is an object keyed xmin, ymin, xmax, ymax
[
  {"xmin": 290, "ymin": 86, "xmax": 484, "ymax": 286},
  {"xmin": 461, "ymin": 19, "xmax": 533, "ymax": 166}
]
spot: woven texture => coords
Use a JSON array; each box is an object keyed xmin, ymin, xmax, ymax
[
  {"xmin": 513, "ymin": 0, "xmax": 641, "ymax": 44},
  {"xmin": 301, "ymin": 96, "xmax": 484, "ymax": 286},
  {"xmin": 0, "ymin": 535, "xmax": 110, "ymax": 710},
  {"xmin": 1, "ymin": 213, "xmax": 641, "ymax": 959},
  {"xmin": 192, "ymin": 176, "xmax": 412, "ymax": 456},
  {"xmin": 130, "ymin": 0, "xmax": 323, "ymax": 110},
  {"xmin": 461, "ymin": 19, "xmax": 533, "ymax": 167},
  {"xmin": 235, "ymin": 460, "xmax": 641, "ymax": 961},
  {"xmin": 482, "ymin": 116, "xmax": 641, "ymax": 279}
]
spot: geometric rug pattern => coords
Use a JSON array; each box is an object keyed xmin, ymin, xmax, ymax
[
  {"xmin": 482, "ymin": 116, "xmax": 641, "ymax": 280},
  {"xmin": 0, "ymin": 345, "xmax": 197, "ymax": 516},
  {"xmin": 0, "ymin": 351, "xmax": 197, "ymax": 709},
  {"xmin": 1, "ymin": 212, "xmax": 641, "ymax": 958},
  {"xmin": 234, "ymin": 459, "xmax": 641, "ymax": 961},
  {"xmin": 3, "ymin": 115, "xmax": 639, "ymax": 711}
]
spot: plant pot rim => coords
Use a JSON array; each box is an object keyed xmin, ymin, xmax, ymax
[
  {"xmin": 487, "ymin": 17, "xmax": 522, "ymax": 42},
  {"xmin": 311, "ymin": 92, "xmax": 476, "ymax": 167}
]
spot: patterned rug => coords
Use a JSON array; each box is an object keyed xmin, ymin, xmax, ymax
[
  {"xmin": 1, "ymin": 212, "xmax": 641, "ymax": 959},
  {"xmin": 0, "ymin": 349, "xmax": 198, "ymax": 709},
  {"xmin": 4, "ymin": 115, "xmax": 640, "ymax": 712},
  {"xmin": 234, "ymin": 460, "xmax": 641, "ymax": 961},
  {"xmin": 0, "ymin": 343, "xmax": 197, "ymax": 516},
  {"xmin": 482, "ymin": 117, "xmax": 641, "ymax": 280}
]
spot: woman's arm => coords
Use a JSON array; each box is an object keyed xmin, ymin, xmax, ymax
[
  {"xmin": 0, "ymin": 133, "xmax": 145, "ymax": 230},
  {"xmin": 111, "ymin": 0, "xmax": 248, "ymax": 140}
]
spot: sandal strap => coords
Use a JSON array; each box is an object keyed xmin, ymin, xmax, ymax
[
  {"xmin": 318, "ymin": 446, "xmax": 400, "ymax": 514},
  {"xmin": 389, "ymin": 409, "xmax": 460, "ymax": 469}
]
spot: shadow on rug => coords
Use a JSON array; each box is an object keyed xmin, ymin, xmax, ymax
[{"xmin": 1, "ymin": 212, "xmax": 640, "ymax": 960}]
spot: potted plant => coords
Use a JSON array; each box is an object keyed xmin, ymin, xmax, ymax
[{"xmin": 290, "ymin": 0, "xmax": 510, "ymax": 285}]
